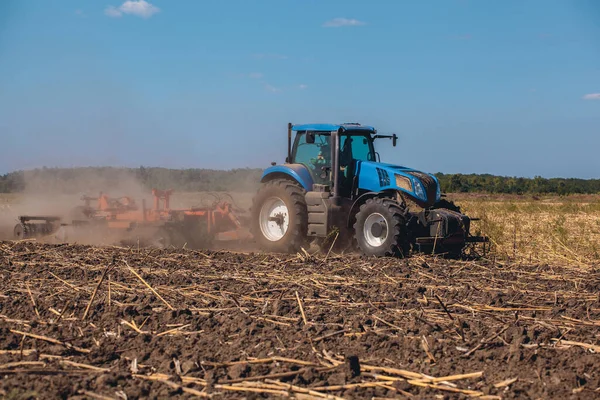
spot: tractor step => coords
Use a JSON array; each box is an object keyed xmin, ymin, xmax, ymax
[{"xmin": 306, "ymin": 191, "xmax": 330, "ymax": 237}]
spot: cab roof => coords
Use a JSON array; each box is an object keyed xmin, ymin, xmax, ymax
[{"xmin": 291, "ymin": 123, "xmax": 376, "ymax": 133}]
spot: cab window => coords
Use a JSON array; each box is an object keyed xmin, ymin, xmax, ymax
[
  {"xmin": 292, "ymin": 132, "xmax": 330, "ymax": 166},
  {"xmin": 340, "ymin": 135, "xmax": 375, "ymax": 164}
]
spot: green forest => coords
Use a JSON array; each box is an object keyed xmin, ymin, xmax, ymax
[
  {"xmin": 433, "ymin": 173, "xmax": 600, "ymax": 195},
  {"xmin": 1, "ymin": 167, "xmax": 599, "ymax": 195}
]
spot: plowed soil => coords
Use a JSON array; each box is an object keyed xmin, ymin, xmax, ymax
[{"xmin": 1, "ymin": 241, "xmax": 599, "ymax": 399}]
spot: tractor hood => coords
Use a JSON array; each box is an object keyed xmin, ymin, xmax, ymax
[{"xmin": 357, "ymin": 161, "xmax": 441, "ymax": 207}]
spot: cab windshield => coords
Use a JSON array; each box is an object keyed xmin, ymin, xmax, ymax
[{"xmin": 292, "ymin": 132, "xmax": 376, "ymax": 165}]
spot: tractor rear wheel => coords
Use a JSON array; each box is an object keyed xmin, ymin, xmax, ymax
[
  {"xmin": 353, "ymin": 197, "xmax": 409, "ymax": 257},
  {"xmin": 251, "ymin": 179, "xmax": 308, "ymax": 253}
]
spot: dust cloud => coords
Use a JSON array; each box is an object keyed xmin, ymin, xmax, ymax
[
  {"xmin": 0, "ymin": 169, "xmax": 151, "ymax": 244},
  {"xmin": 0, "ymin": 168, "xmax": 259, "ymax": 251}
]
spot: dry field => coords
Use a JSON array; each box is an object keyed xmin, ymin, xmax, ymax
[
  {"xmin": 0, "ymin": 192, "xmax": 599, "ymax": 399},
  {"xmin": 449, "ymin": 193, "xmax": 600, "ymax": 265}
]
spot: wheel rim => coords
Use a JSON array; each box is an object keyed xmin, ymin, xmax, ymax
[
  {"xmin": 363, "ymin": 213, "xmax": 388, "ymax": 247},
  {"xmin": 259, "ymin": 197, "xmax": 289, "ymax": 241}
]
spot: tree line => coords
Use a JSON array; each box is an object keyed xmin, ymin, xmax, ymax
[
  {"xmin": 434, "ymin": 173, "xmax": 600, "ymax": 195},
  {"xmin": 0, "ymin": 167, "xmax": 599, "ymax": 195}
]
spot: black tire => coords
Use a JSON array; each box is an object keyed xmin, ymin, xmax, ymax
[
  {"xmin": 251, "ymin": 179, "xmax": 308, "ymax": 253},
  {"xmin": 353, "ymin": 197, "xmax": 409, "ymax": 257}
]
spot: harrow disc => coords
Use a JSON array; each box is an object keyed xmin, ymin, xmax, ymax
[{"xmin": 13, "ymin": 223, "xmax": 27, "ymax": 240}]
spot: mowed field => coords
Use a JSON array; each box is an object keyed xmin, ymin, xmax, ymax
[{"xmin": 1, "ymin": 192, "xmax": 600, "ymax": 399}]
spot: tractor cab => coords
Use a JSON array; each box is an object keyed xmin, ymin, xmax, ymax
[
  {"xmin": 291, "ymin": 128, "xmax": 373, "ymax": 191},
  {"xmin": 287, "ymin": 123, "xmax": 398, "ymax": 201}
]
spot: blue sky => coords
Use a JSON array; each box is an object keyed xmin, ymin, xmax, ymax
[{"xmin": 1, "ymin": 0, "xmax": 599, "ymax": 178}]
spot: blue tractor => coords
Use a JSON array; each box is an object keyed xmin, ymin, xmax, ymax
[{"xmin": 250, "ymin": 123, "xmax": 488, "ymax": 257}]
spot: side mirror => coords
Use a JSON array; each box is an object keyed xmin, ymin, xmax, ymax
[
  {"xmin": 306, "ymin": 132, "xmax": 315, "ymax": 144},
  {"xmin": 392, "ymin": 134, "xmax": 397, "ymax": 147}
]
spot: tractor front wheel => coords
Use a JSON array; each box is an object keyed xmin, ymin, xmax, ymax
[
  {"xmin": 251, "ymin": 179, "xmax": 308, "ymax": 253},
  {"xmin": 353, "ymin": 197, "xmax": 409, "ymax": 257}
]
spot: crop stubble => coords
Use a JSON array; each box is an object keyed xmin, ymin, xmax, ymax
[{"xmin": 0, "ymin": 242, "xmax": 599, "ymax": 399}]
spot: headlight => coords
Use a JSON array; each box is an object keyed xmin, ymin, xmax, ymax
[
  {"xmin": 394, "ymin": 174, "xmax": 412, "ymax": 192},
  {"xmin": 411, "ymin": 177, "xmax": 426, "ymax": 200},
  {"xmin": 436, "ymin": 182, "xmax": 441, "ymax": 201}
]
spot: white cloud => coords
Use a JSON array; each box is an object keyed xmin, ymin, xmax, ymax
[
  {"xmin": 105, "ymin": 0, "xmax": 160, "ymax": 19},
  {"xmin": 323, "ymin": 17, "xmax": 365, "ymax": 28},
  {"xmin": 248, "ymin": 72, "xmax": 263, "ymax": 79},
  {"xmin": 298, "ymin": 84, "xmax": 308, "ymax": 90},
  {"xmin": 120, "ymin": 0, "xmax": 160, "ymax": 18},
  {"xmin": 264, "ymin": 84, "xmax": 282, "ymax": 93},
  {"xmin": 583, "ymin": 93, "xmax": 600, "ymax": 100}
]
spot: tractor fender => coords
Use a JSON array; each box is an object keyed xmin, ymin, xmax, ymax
[
  {"xmin": 261, "ymin": 164, "xmax": 314, "ymax": 191},
  {"xmin": 346, "ymin": 190, "xmax": 398, "ymax": 228}
]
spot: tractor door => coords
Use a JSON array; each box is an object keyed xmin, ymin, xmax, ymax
[
  {"xmin": 291, "ymin": 132, "xmax": 332, "ymax": 186},
  {"xmin": 338, "ymin": 134, "xmax": 375, "ymax": 198}
]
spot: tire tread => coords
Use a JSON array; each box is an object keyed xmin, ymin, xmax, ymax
[
  {"xmin": 250, "ymin": 179, "xmax": 308, "ymax": 253},
  {"xmin": 353, "ymin": 197, "xmax": 409, "ymax": 257}
]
